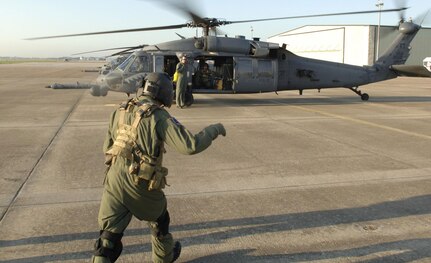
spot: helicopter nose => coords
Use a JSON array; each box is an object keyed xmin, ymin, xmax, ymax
[
  {"xmin": 104, "ymin": 72, "xmax": 122, "ymax": 89},
  {"xmin": 96, "ymin": 75, "xmax": 106, "ymax": 86}
]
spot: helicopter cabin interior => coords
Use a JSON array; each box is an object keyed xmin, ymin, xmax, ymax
[
  {"xmin": 119, "ymin": 52, "xmax": 278, "ymax": 94},
  {"xmin": 162, "ymin": 55, "xmax": 234, "ymax": 93},
  {"xmin": 163, "ymin": 55, "xmax": 278, "ymax": 93}
]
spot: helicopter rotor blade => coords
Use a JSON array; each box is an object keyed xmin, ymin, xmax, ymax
[
  {"xmin": 419, "ymin": 8, "xmax": 431, "ymax": 26},
  {"xmin": 71, "ymin": 45, "xmax": 147, "ymax": 56},
  {"xmin": 26, "ymin": 3, "xmax": 409, "ymax": 41},
  {"xmin": 227, "ymin": 8, "xmax": 409, "ymax": 25},
  {"xmin": 110, "ymin": 45, "xmax": 149, "ymax": 56},
  {"xmin": 161, "ymin": 0, "xmax": 207, "ymax": 25},
  {"xmin": 25, "ymin": 24, "xmax": 187, "ymax": 40},
  {"xmin": 401, "ymin": 5, "xmax": 431, "ymax": 28},
  {"xmin": 110, "ymin": 50, "xmax": 134, "ymax": 57},
  {"xmin": 393, "ymin": 0, "xmax": 408, "ymax": 21},
  {"xmin": 143, "ymin": 0, "xmax": 208, "ymax": 26}
]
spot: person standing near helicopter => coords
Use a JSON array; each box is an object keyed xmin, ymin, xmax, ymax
[{"xmin": 175, "ymin": 55, "xmax": 190, "ymax": 108}]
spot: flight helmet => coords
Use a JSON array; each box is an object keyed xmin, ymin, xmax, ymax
[{"xmin": 142, "ymin": 73, "xmax": 174, "ymax": 107}]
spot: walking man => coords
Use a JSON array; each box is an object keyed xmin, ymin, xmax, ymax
[{"xmin": 92, "ymin": 72, "xmax": 226, "ymax": 263}]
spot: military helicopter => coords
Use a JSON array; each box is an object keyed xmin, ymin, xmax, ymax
[{"xmin": 30, "ymin": 1, "xmax": 430, "ymax": 105}]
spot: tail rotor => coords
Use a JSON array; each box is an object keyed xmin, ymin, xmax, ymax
[{"xmin": 393, "ymin": 0, "xmax": 408, "ymax": 23}]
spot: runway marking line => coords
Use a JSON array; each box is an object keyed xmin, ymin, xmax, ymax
[{"xmin": 267, "ymin": 99, "xmax": 431, "ymax": 141}]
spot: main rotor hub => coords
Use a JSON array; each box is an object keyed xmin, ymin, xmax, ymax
[{"xmin": 186, "ymin": 18, "xmax": 230, "ymax": 36}]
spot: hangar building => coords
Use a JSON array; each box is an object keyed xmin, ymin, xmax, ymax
[{"xmin": 268, "ymin": 25, "xmax": 431, "ymax": 66}]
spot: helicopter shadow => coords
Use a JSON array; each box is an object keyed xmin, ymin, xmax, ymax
[
  {"xmin": 192, "ymin": 95, "xmax": 431, "ymax": 108},
  {"xmin": 2, "ymin": 194, "xmax": 431, "ymax": 262}
]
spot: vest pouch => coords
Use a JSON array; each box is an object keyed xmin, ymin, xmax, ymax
[
  {"xmin": 148, "ymin": 167, "xmax": 169, "ymax": 191},
  {"xmin": 138, "ymin": 161, "xmax": 155, "ymax": 180},
  {"xmin": 132, "ymin": 161, "xmax": 154, "ymax": 186}
]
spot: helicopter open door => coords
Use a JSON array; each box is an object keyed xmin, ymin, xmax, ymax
[{"xmin": 233, "ymin": 57, "xmax": 278, "ymax": 93}]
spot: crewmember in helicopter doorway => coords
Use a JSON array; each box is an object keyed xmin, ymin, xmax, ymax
[{"xmin": 175, "ymin": 55, "xmax": 190, "ymax": 108}]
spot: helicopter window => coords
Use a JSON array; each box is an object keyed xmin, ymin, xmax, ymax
[
  {"xmin": 129, "ymin": 56, "xmax": 149, "ymax": 73},
  {"xmin": 117, "ymin": 54, "xmax": 135, "ymax": 71}
]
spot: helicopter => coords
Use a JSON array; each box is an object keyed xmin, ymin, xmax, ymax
[{"xmin": 31, "ymin": 1, "xmax": 430, "ymax": 105}]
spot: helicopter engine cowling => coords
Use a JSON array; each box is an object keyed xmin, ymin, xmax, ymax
[
  {"xmin": 205, "ymin": 36, "xmax": 250, "ymax": 53},
  {"xmin": 203, "ymin": 36, "xmax": 277, "ymax": 57},
  {"xmin": 250, "ymin": 41, "xmax": 270, "ymax": 57}
]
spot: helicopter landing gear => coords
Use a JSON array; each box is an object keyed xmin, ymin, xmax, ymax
[{"xmin": 349, "ymin": 87, "xmax": 369, "ymax": 101}]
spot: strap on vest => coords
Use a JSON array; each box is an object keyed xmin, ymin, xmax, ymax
[
  {"xmin": 107, "ymin": 100, "xmax": 161, "ymax": 163},
  {"xmin": 132, "ymin": 104, "xmax": 153, "ymax": 129},
  {"xmin": 117, "ymin": 99, "xmax": 159, "ymax": 128},
  {"xmin": 118, "ymin": 98, "xmax": 134, "ymax": 126}
]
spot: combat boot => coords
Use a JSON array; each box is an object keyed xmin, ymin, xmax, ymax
[{"xmin": 171, "ymin": 241, "xmax": 181, "ymax": 263}]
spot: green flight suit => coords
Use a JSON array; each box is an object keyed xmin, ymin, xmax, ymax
[
  {"xmin": 175, "ymin": 62, "xmax": 188, "ymax": 108},
  {"xmin": 96, "ymin": 96, "xmax": 223, "ymax": 263}
]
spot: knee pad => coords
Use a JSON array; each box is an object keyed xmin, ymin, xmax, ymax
[
  {"xmin": 93, "ymin": 230, "xmax": 123, "ymax": 262},
  {"xmin": 149, "ymin": 210, "xmax": 170, "ymax": 239}
]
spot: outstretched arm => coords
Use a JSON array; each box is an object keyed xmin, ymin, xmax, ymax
[{"xmin": 158, "ymin": 116, "xmax": 225, "ymax": 155}]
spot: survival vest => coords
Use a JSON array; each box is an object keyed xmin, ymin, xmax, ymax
[{"xmin": 105, "ymin": 99, "xmax": 168, "ymax": 191}]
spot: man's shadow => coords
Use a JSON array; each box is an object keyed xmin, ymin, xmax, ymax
[{"xmin": 2, "ymin": 195, "xmax": 431, "ymax": 262}]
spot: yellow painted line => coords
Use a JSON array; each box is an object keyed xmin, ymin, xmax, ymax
[
  {"xmin": 289, "ymin": 104, "xmax": 431, "ymax": 140},
  {"xmin": 263, "ymin": 95, "xmax": 431, "ymax": 141}
]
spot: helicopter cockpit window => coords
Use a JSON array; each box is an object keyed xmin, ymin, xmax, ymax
[
  {"xmin": 117, "ymin": 55, "xmax": 135, "ymax": 71},
  {"xmin": 129, "ymin": 56, "xmax": 150, "ymax": 73}
]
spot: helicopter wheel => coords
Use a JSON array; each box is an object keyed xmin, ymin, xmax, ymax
[
  {"xmin": 349, "ymin": 87, "xmax": 369, "ymax": 101},
  {"xmin": 361, "ymin": 93, "xmax": 369, "ymax": 101}
]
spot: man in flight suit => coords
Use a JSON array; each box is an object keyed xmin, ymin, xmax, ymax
[
  {"xmin": 92, "ymin": 72, "xmax": 226, "ymax": 263},
  {"xmin": 175, "ymin": 55, "xmax": 189, "ymax": 108}
]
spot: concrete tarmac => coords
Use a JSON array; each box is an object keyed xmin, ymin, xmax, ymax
[{"xmin": 0, "ymin": 62, "xmax": 430, "ymax": 262}]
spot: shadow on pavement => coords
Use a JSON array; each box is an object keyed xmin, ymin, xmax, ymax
[
  {"xmin": 188, "ymin": 238, "xmax": 431, "ymax": 263},
  {"xmin": 2, "ymin": 195, "xmax": 431, "ymax": 262}
]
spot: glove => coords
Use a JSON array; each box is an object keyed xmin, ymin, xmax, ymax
[{"xmin": 213, "ymin": 123, "xmax": 226, "ymax": 137}]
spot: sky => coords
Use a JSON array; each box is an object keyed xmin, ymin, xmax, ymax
[{"xmin": 1, "ymin": 0, "xmax": 430, "ymax": 58}]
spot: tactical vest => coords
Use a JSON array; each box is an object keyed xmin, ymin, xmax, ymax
[{"xmin": 105, "ymin": 99, "xmax": 168, "ymax": 191}]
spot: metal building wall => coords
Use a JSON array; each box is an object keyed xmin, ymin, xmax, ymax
[
  {"xmin": 269, "ymin": 25, "xmax": 431, "ymax": 66},
  {"xmin": 268, "ymin": 26, "xmax": 346, "ymax": 63}
]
